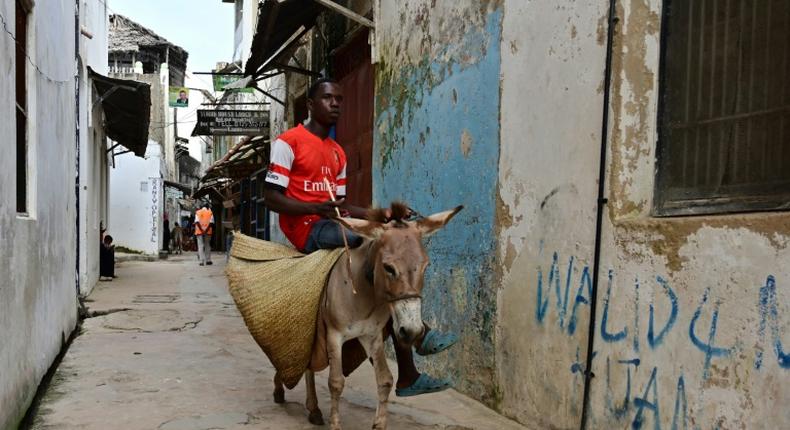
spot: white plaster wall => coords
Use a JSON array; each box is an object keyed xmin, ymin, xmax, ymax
[
  {"xmin": 496, "ymin": 1, "xmax": 609, "ymax": 427},
  {"xmin": 0, "ymin": 1, "xmax": 79, "ymax": 427},
  {"xmin": 109, "ymin": 142, "xmax": 164, "ymax": 255},
  {"xmin": 233, "ymin": 0, "xmax": 257, "ymax": 64},
  {"xmin": 78, "ymin": 0, "xmax": 109, "ymax": 296}
]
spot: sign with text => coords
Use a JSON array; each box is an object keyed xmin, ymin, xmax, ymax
[{"xmin": 194, "ymin": 110, "xmax": 269, "ymax": 136}]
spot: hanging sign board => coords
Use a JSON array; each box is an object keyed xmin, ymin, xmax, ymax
[
  {"xmin": 193, "ymin": 110, "xmax": 269, "ymax": 136},
  {"xmin": 212, "ymin": 74, "xmax": 254, "ymax": 93}
]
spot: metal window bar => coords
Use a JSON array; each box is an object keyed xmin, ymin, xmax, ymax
[{"xmin": 656, "ymin": 0, "xmax": 790, "ymax": 216}]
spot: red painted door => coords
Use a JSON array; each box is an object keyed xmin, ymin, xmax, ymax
[{"xmin": 333, "ymin": 29, "xmax": 373, "ymax": 207}]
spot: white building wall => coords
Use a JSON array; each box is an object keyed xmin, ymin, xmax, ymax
[
  {"xmin": 78, "ymin": 0, "xmax": 109, "ymax": 296},
  {"xmin": 109, "ymin": 142, "xmax": 164, "ymax": 255},
  {"xmin": 0, "ymin": 1, "xmax": 79, "ymax": 428}
]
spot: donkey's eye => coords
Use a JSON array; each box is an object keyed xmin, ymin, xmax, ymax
[{"xmin": 383, "ymin": 263, "xmax": 397, "ymax": 278}]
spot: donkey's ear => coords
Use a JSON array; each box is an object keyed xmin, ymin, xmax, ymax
[
  {"xmin": 335, "ymin": 217, "xmax": 385, "ymax": 239},
  {"xmin": 416, "ymin": 205, "xmax": 463, "ymax": 237}
]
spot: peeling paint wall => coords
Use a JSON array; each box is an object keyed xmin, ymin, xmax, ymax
[
  {"xmin": 589, "ymin": 1, "xmax": 790, "ymax": 428},
  {"xmin": 495, "ymin": 0, "xmax": 790, "ymax": 429},
  {"xmin": 497, "ymin": 0, "xmax": 609, "ymax": 427},
  {"xmin": 0, "ymin": 1, "xmax": 80, "ymax": 427},
  {"xmin": 373, "ymin": 0, "xmax": 503, "ymax": 404}
]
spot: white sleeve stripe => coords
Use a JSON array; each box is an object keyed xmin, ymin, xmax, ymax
[
  {"xmin": 266, "ymin": 171, "xmax": 289, "ymax": 188},
  {"xmin": 336, "ymin": 185, "xmax": 347, "ymax": 195},
  {"xmin": 337, "ymin": 163, "xmax": 347, "ymax": 180},
  {"xmin": 270, "ymin": 138, "xmax": 295, "ymax": 171}
]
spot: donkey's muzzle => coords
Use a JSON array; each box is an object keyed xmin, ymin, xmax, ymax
[{"xmin": 391, "ymin": 298, "xmax": 423, "ymax": 344}]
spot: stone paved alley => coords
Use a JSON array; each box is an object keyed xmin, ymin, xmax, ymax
[{"xmin": 26, "ymin": 253, "xmax": 526, "ymax": 430}]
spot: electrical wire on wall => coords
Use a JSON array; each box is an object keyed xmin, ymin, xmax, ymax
[{"xmin": 0, "ymin": 9, "xmax": 74, "ymax": 84}]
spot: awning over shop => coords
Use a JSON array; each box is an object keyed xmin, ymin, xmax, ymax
[
  {"xmin": 89, "ymin": 67, "xmax": 151, "ymax": 157},
  {"xmin": 244, "ymin": 0, "xmax": 324, "ymax": 77},
  {"xmin": 193, "ymin": 136, "xmax": 269, "ymax": 200},
  {"xmin": 201, "ymin": 136, "xmax": 269, "ymax": 181},
  {"xmin": 163, "ymin": 179, "xmax": 194, "ymax": 195}
]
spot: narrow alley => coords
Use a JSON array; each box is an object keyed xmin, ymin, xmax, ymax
[
  {"xmin": 3, "ymin": 0, "xmax": 789, "ymax": 428},
  {"xmin": 26, "ymin": 253, "xmax": 524, "ymax": 430}
]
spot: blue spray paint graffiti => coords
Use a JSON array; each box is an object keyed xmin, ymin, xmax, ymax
[
  {"xmin": 535, "ymin": 250, "xmax": 787, "ymax": 426},
  {"xmin": 688, "ymin": 287, "xmax": 731, "ymax": 379},
  {"xmin": 648, "ymin": 276, "xmax": 678, "ymax": 349},
  {"xmin": 602, "ymin": 270, "xmax": 628, "ymax": 342},
  {"xmin": 632, "ymin": 366, "xmax": 660, "ymax": 430},
  {"xmin": 756, "ymin": 275, "xmax": 790, "ymax": 369}
]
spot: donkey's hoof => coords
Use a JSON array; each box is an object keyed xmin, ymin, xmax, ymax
[
  {"xmin": 273, "ymin": 389, "xmax": 285, "ymax": 404},
  {"xmin": 308, "ymin": 410, "xmax": 325, "ymax": 425}
]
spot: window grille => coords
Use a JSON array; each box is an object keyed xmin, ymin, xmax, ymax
[{"xmin": 655, "ymin": 0, "xmax": 790, "ymax": 215}]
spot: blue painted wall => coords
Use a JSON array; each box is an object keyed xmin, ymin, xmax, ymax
[{"xmin": 373, "ymin": 6, "xmax": 503, "ymax": 403}]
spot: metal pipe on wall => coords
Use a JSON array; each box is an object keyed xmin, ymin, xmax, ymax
[{"xmin": 580, "ymin": 0, "xmax": 619, "ymax": 427}]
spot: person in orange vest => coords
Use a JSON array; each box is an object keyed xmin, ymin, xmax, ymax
[{"xmin": 194, "ymin": 202, "xmax": 214, "ymax": 266}]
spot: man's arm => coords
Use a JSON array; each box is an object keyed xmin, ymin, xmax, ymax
[
  {"xmin": 264, "ymin": 186, "xmax": 343, "ymax": 219},
  {"xmin": 338, "ymin": 199, "xmax": 368, "ymax": 219}
]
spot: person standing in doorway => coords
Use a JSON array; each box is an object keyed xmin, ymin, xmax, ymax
[{"xmin": 195, "ymin": 203, "xmax": 214, "ymax": 266}]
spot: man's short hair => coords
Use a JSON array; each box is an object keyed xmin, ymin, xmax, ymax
[{"xmin": 307, "ymin": 77, "xmax": 339, "ymax": 99}]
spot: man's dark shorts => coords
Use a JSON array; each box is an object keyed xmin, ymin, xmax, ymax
[{"xmin": 303, "ymin": 218, "xmax": 363, "ymax": 254}]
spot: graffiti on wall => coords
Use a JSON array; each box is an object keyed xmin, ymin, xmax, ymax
[{"xmin": 536, "ymin": 248, "xmax": 788, "ymax": 428}]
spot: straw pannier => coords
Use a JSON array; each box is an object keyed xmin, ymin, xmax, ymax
[{"xmin": 225, "ymin": 233, "xmax": 344, "ymax": 388}]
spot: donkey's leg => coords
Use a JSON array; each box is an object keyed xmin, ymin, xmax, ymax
[
  {"xmin": 327, "ymin": 330, "xmax": 345, "ymax": 430},
  {"xmin": 367, "ymin": 336, "xmax": 393, "ymax": 430},
  {"xmin": 305, "ymin": 370, "xmax": 324, "ymax": 425},
  {"xmin": 273, "ymin": 371, "xmax": 285, "ymax": 404}
]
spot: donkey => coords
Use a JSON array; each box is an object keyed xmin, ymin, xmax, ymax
[{"xmin": 273, "ymin": 203, "xmax": 463, "ymax": 430}]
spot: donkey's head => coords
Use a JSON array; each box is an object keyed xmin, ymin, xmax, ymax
[{"xmin": 336, "ymin": 203, "xmax": 463, "ymax": 343}]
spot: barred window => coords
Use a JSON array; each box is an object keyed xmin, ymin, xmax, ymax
[{"xmin": 655, "ymin": 0, "xmax": 790, "ymax": 215}]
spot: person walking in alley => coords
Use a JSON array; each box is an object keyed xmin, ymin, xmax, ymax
[
  {"xmin": 264, "ymin": 77, "xmax": 457, "ymax": 397},
  {"xmin": 195, "ymin": 203, "xmax": 214, "ymax": 266},
  {"xmin": 172, "ymin": 222, "xmax": 183, "ymax": 254}
]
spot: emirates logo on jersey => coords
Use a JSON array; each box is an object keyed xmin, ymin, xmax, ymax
[{"xmin": 303, "ymin": 179, "xmax": 337, "ymax": 192}]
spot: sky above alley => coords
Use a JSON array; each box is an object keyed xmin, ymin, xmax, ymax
[
  {"xmin": 109, "ymin": 0, "xmax": 238, "ymax": 161},
  {"xmin": 108, "ymin": 0, "xmax": 235, "ymax": 75}
]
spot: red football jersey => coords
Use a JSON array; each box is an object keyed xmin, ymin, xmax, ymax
[{"xmin": 265, "ymin": 124, "xmax": 347, "ymax": 250}]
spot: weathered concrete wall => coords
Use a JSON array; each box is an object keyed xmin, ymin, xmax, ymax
[
  {"xmin": 373, "ymin": 0, "xmax": 503, "ymax": 404},
  {"xmin": 0, "ymin": 1, "xmax": 79, "ymax": 427},
  {"xmin": 109, "ymin": 142, "xmax": 164, "ymax": 255},
  {"xmin": 496, "ymin": 0, "xmax": 609, "ymax": 427},
  {"xmin": 494, "ymin": 0, "xmax": 790, "ymax": 429},
  {"xmin": 588, "ymin": 1, "xmax": 790, "ymax": 428}
]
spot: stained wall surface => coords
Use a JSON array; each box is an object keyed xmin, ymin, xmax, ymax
[
  {"xmin": 588, "ymin": 1, "xmax": 790, "ymax": 428},
  {"xmin": 497, "ymin": 0, "xmax": 790, "ymax": 429},
  {"xmin": 375, "ymin": 0, "xmax": 790, "ymax": 429},
  {"xmin": 373, "ymin": 0, "xmax": 504, "ymax": 403},
  {"xmin": 496, "ymin": 0, "xmax": 609, "ymax": 427},
  {"xmin": 0, "ymin": 1, "xmax": 80, "ymax": 427}
]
